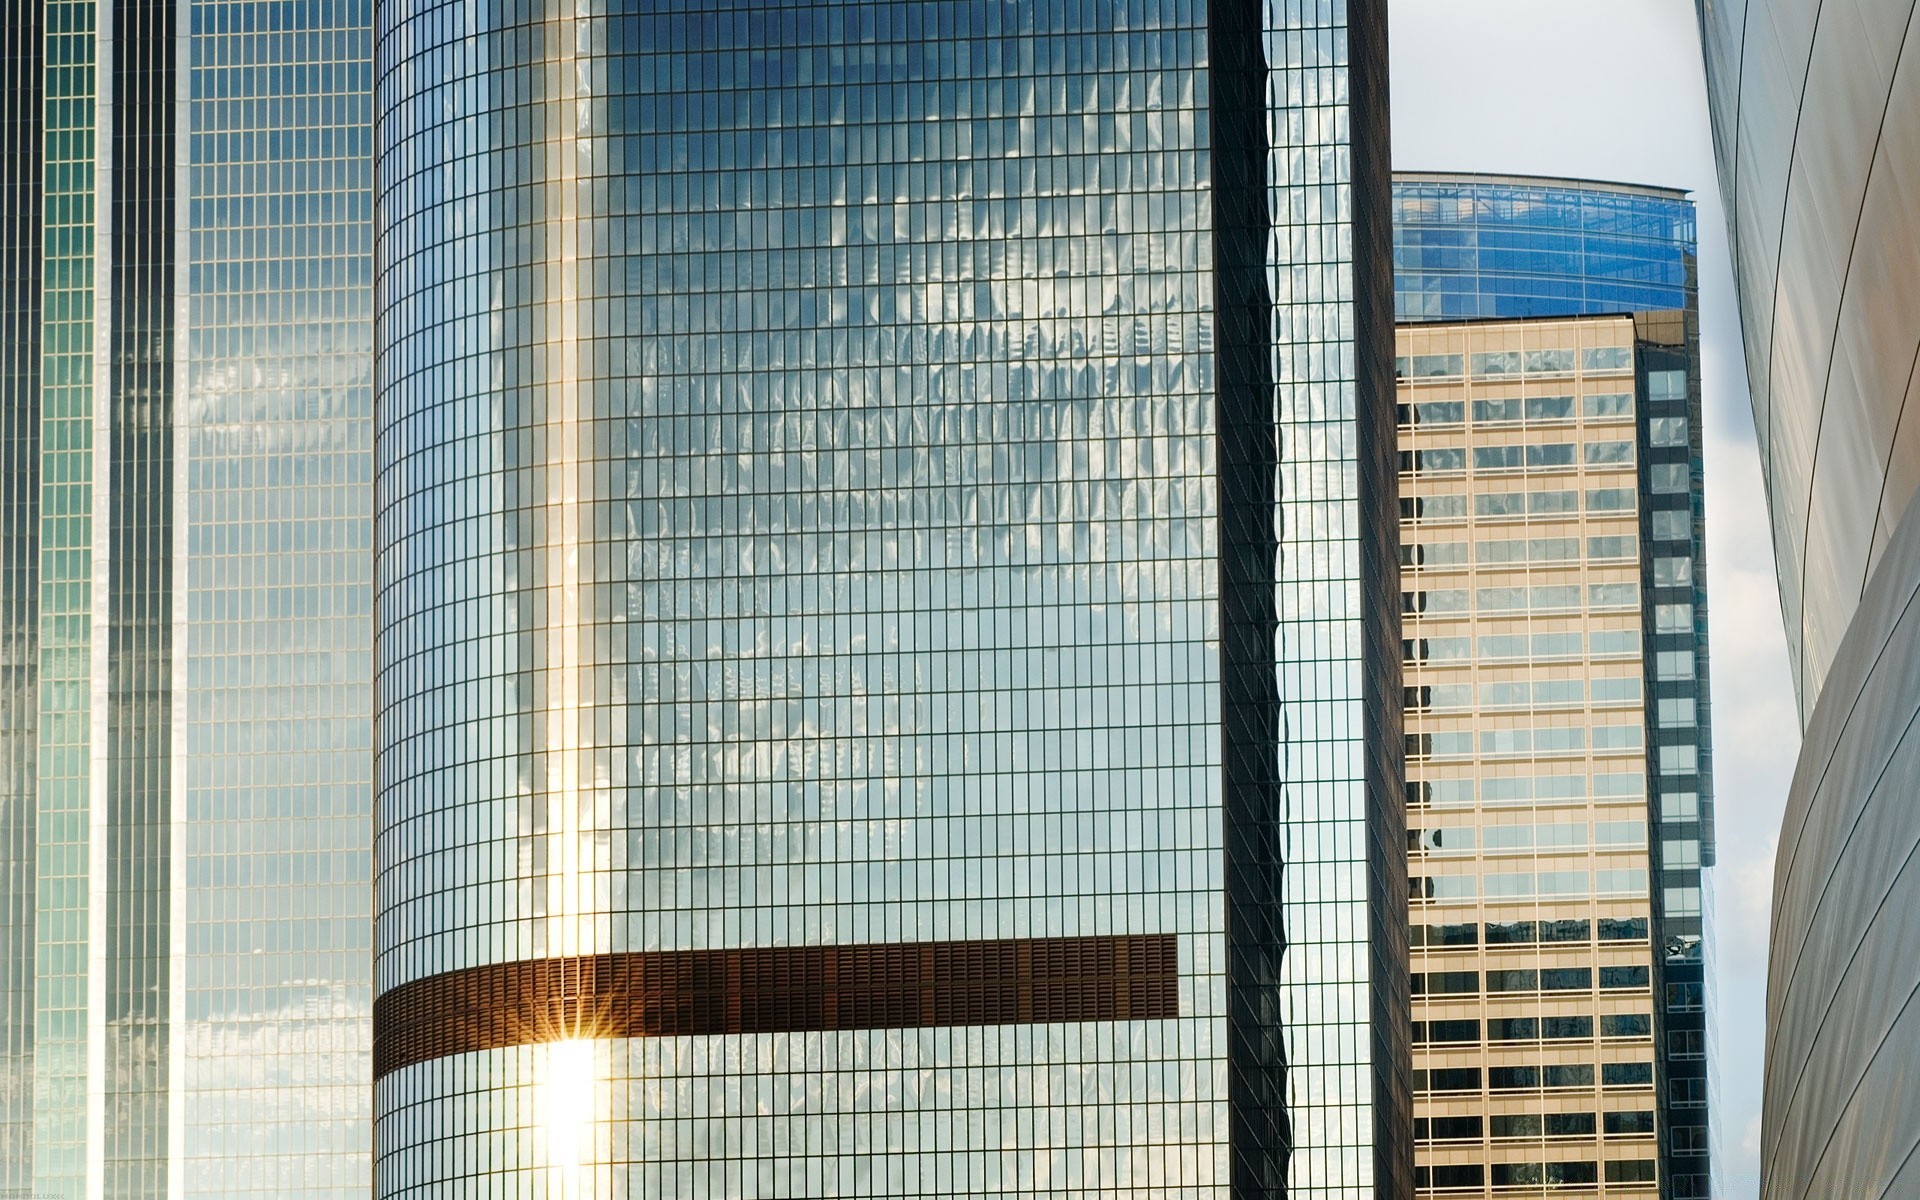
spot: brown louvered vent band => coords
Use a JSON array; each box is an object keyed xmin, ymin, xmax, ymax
[{"xmin": 374, "ymin": 934, "xmax": 1179, "ymax": 1079}]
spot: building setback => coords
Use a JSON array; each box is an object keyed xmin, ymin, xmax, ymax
[
  {"xmin": 1394, "ymin": 175, "xmax": 1714, "ymax": 1200},
  {"xmin": 371, "ymin": 2, "xmax": 1405, "ymax": 1198}
]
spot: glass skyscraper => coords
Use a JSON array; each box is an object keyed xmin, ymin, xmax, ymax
[
  {"xmin": 1395, "ymin": 174, "xmax": 1715, "ymax": 1200},
  {"xmin": 372, "ymin": 2, "xmax": 1405, "ymax": 1198},
  {"xmin": 0, "ymin": 0, "xmax": 374, "ymax": 1195}
]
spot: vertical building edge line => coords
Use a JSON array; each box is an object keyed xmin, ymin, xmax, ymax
[
  {"xmin": 85, "ymin": 1, "xmax": 113, "ymax": 1193},
  {"xmin": 1349, "ymin": 0, "xmax": 1413, "ymax": 1194}
]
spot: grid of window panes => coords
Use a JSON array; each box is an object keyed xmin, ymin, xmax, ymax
[
  {"xmin": 34, "ymin": 3, "xmax": 99, "ymax": 1193},
  {"xmin": 1392, "ymin": 176, "xmax": 1694, "ymax": 325},
  {"xmin": 178, "ymin": 0, "xmax": 375, "ymax": 1194},
  {"xmin": 373, "ymin": 2, "xmax": 1242, "ymax": 1195},
  {"xmin": 105, "ymin": 2, "xmax": 177, "ymax": 1193},
  {"xmin": 1399, "ymin": 317, "xmax": 1662, "ymax": 1197},
  {"xmin": 0, "ymin": 3, "xmax": 42, "ymax": 1190}
]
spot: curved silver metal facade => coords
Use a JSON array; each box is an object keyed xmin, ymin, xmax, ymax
[
  {"xmin": 1702, "ymin": 1, "xmax": 1920, "ymax": 1196},
  {"xmin": 1761, "ymin": 488, "xmax": 1920, "ymax": 1199},
  {"xmin": 1698, "ymin": 0, "xmax": 1920, "ymax": 720},
  {"xmin": 371, "ymin": 1, "xmax": 1405, "ymax": 1197}
]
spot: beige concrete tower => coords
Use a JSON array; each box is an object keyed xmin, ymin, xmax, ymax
[{"xmin": 1399, "ymin": 314, "xmax": 1686, "ymax": 1198}]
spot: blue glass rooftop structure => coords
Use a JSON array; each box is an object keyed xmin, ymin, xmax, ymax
[{"xmin": 1394, "ymin": 172, "xmax": 1696, "ymax": 322}]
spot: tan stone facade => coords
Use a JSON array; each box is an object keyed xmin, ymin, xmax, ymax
[{"xmin": 1400, "ymin": 315, "xmax": 1662, "ymax": 1197}]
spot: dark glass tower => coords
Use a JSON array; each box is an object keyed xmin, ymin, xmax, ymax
[
  {"xmin": 373, "ymin": 2, "xmax": 1405, "ymax": 1197},
  {"xmin": 1395, "ymin": 172, "xmax": 1714, "ymax": 1200}
]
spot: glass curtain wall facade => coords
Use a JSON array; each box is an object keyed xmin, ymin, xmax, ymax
[
  {"xmin": 1394, "ymin": 175, "xmax": 1714, "ymax": 1200},
  {"xmin": 1392, "ymin": 175, "xmax": 1692, "ymax": 327},
  {"xmin": 1697, "ymin": 1, "xmax": 1920, "ymax": 1197},
  {"xmin": 0, "ymin": 0, "xmax": 376, "ymax": 1194},
  {"xmin": 372, "ymin": 1, "xmax": 1404, "ymax": 1198}
]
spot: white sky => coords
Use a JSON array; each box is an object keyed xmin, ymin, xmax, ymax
[{"xmin": 1387, "ymin": 2, "xmax": 1802, "ymax": 1194}]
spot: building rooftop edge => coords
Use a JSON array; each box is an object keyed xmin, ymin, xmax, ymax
[
  {"xmin": 1392, "ymin": 169, "xmax": 1692, "ymax": 203},
  {"xmin": 1394, "ymin": 308, "xmax": 1688, "ymax": 333}
]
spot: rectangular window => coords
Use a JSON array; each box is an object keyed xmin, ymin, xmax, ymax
[
  {"xmin": 1411, "ymin": 922, "xmax": 1480, "ymax": 947},
  {"xmin": 1544, "ymin": 1064, "xmax": 1595, "ymax": 1089},
  {"xmin": 1478, "ymin": 635, "xmax": 1530, "ymax": 660},
  {"xmin": 1589, "ymin": 582, "xmax": 1638, "ymax": 608},
  {"xmin": 1487, "ymin": 970, "xmax": 1539, "ymax": 993},
  {"xmin": 1592, "ymin": 725, "xmax": 1643, "ymax": 750},
  {"xmin": 1586, "ymin": 486, "xmax": 1635, "ymax": 510},
  {"xmin": 1488, "ymin": 1066, "xmax": 1540, "ymax": 1090},
  {"xmin": 1406, "ymin": 400, "xmax": 1464, "ymax": 425},
  {"xmin": 1531, "ymin": 585, "xmax": 1580, "ymax": 609},
  {"xmin": 1526, "ymin": 395, "xmax": 1575, "ymax": 420},
  {"xmin": 1653, "ymin": 509, "xmax": 1691, "ymax": 540},
  {"xmin": 1404, "ymin": 540, "xmax": 1469, "ymax": 566},
  {"xmin": 1602, "ymin": 1013, "xmax": 1652, "ymax": 1038},
  {"xmin": 1413, "ymin": 971, "xmax": 1480, "ymax": 996},
  {"xmin": 1592, "ymin": 676, "xmax": 1643, "ymax": 703},
  {"xmin": 1588, "ymin": 535, "xmax": 1637, "ymax": 559},
  {"xmin": 1667, "ymin": 982, "xmax": 1704, "ymax": 1012},
  {"xmin": 1595, "ymin": 820, "xmax": 1646, "ymax": 846},
  {"xmin": 1473, "ymin": 398, "xmax": 1523, "ymax": 423},
  {"xmin": 1657, "ymin": 650, "xmax": 1697, "ymax": 679},
  {"xmin": 1405, "ymin": 588, "xmax": 1469, "ymax": 614},
  {"xmin": 1414, "ymin": 446, "xmax": 1466, "ymax": 472},
  {"xmin": 1526, "ymin": 348, "xmax": 1575, "ymax": 373},
  {"xmin": 1420, "ymin": 1067, "xmax": 1482, "ymax": 1093},
  {"xmin": 1650, "ymin": 415, "xmax": 1690, "ymax": 446},
  {"xmin": 1406, "ymin": 492, "xmax": 1468, "ymax": 519},
  {"xmin": 1419, "ymin": 1019, "xmax": 1480, "ymax": 1044},
  {"xmin": 1585, "ymin": 439, "xmax": 1634, "ymax": 464},
  {"xmin": 1654, "ymin": 555, "xmax": 1695, "ymax": 586},
  {"xmin": 1475, "ymin": 493, "xmax": 1526, "ymax": 517},
  {"xmin": 1599, "ymin": 917, "xmax": 1649, "ymax": 941},
  {"xmin": 1472, "ymin": 350, "xmax": 1520, "ymax": 376},
  {"xmin": 1542, "ymin": 1016, "xmax": 1594, "ymax": 1040},
  {"xmin": 1669, "ymin": 1029, "xmax": 1707, "ymax": 1059},
  {"xmin": 1428, "ymin": 1165, "xmax": 1484, "ymax": 1189},
  {"xmin": 1663, "ymin": 838, "xmax": 1702, "ymax": 869},
  {"xmin": 1423, "ymin": 1116, "xmax": 1483, "ymax": 1141},
  {"xmin": 1527, "ymin": 442, "xmax": 1576, "ymax": 467},
  {"xmin": 1649, "ymin": 368, "xmax": 1688, "ymax": 400},
  {"xmin": 1596, "ymin": 868, "xmax": 1648, "ymax": 894},
  {"xmin": 1583, "ymin": 391, "xmax": 1633, "ymax": 417},
  {"xmin": 1652, "ymin": 462, "xmax": 1691, "ymax": 492},
  {"xmin": 1607, "ymin": 1160, "xmax": 1659, "ymax": 1183},
  {"xmin": 1655, "ymin": 602, "xmax": 1694, "ymax": 633},
  {"xmin": 1541, "ymin": 968, "xmax": 1593, "ymax": 991},
  {"xmin": 1589, "ymin": 629, "xmax": 1641, "ymax": 656},
  {"xmin": 1474, "ymin": 445, "xmax": 1523, "ymax": 469},
  {"xmin": 1600, "ymin": 966, "xmax": 1651, "ymax": 990},
  {"xmin": 1660, "ymin": 744, "xmax": 1700, "ymax": 775},
  {"xmin": 1604, "ymin": 1061, "xmax": 1654, "ymax": 1088},
  {"xmin": 1594, "ymin": 773, "xmax": 1647, "ymax": 798},
  {"xmin": 1582, "ymin": 346, "xmax": 1633, "ymax": 371},
  {"xmin": 1409, "ymin": 353, "xmax": 1463, "ymax": 377},
  {"xmin": 1530, "ymin": 489, "xmax": 1579, "ymax": 513},
  {"xmin": 1477, "ymin": 586, "xmax": 1527, "ymax": 610},
  {"xmin": 1487, "ymin": 1018, "xmax": 1537, "ymax": 1042}
]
